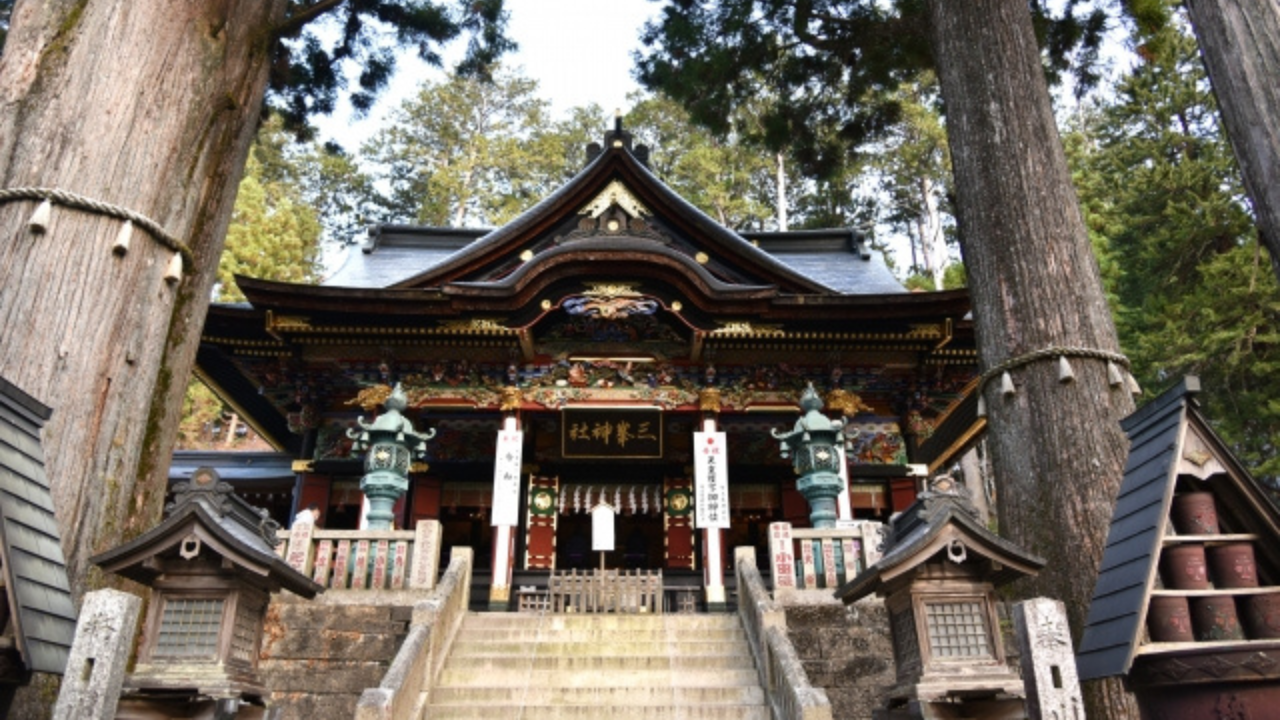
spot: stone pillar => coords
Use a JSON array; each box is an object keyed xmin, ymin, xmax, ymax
[
  {"xmin": 490, "ymin": 409, "xmax": 521, "ymax": 610},
  {"xmin": 52, "ymin": 589, "xmax": 142, "ymax": 720},
  {"xmin": 1014, "ymin": 597, "xmax": 1084, "ymax": 720}
]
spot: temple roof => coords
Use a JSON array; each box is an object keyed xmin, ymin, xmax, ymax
[
  {"xmin": 1076, "ymin": 377, "xmax": 1280, "ymax": 681},
  {"xmin": 0, "ymin": 376, "xmax": 76, "ymax": 676},
  {"xmin": 195, "ymin": 124, "xmax": 978, "ymax": 454}
]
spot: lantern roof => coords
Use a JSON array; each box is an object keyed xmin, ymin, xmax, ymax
[
  {"xmin": 836, "ymin": 476, "xmax": 1044, "ymax": 603},
  {"xmin": 92, "ymin": 468, "xmax": 322, "ymax": 597}
]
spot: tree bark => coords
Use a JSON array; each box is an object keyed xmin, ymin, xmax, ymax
[
  {"xmin": 1184, "ymin": 0, "xmax": 1280, "ymax": 281},
  {"xmin": 925, "ymin": 1, "xmax": 1138, "ymax": 718},
  {"xmin": 0, "ymin": 0, "xmax": 285, "ymax": 602}
]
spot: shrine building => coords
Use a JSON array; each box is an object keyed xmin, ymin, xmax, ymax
[{"xmin": 190, "ymin": 121, "xmax": 982, "ymax": 607}]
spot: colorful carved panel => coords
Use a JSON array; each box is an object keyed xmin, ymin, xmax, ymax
[
  {"xmin": 524, "ymin": 476, "xmax": 559, "ymax": 570},
  {"xmin": 664, "ymin": 476, "xmax": 695, "ymax": 570}
]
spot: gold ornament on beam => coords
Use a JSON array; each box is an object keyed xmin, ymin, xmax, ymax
[
  {"xmin": 825, "ymin": 389, "xmax": 873, "ymax": 416},
  {"xmin": 347, "ymin": 384, "xmax": 393, "ymax": 412}
]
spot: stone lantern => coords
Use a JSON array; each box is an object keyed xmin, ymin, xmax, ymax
[
  {"xmin": 347, "ymin": 383, "xmax": 435, "ymax": 530},
  {"xmin": 773, "ymin": 383, "xmax": 846, "ymax": 528},
  {"xmin": 835, "ymin": 477, "xmax": 1044, "ymax": 719},
  {"xmin": 92, "ymin": 468, "xmax": 322, "ymax": 717}
]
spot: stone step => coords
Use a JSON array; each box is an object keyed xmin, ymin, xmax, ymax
[
  {"xmin": 460, "ymin": 613, "xmax": 741, "ymax": 631},
  {"xmin": 430, "ymin": 685, "xmax": 766, "ymax": 706},
  {"xmin": 423, "ymin": 704, "xmax": 772, "ymax": 720},
  {"xmin": 441, "ymin": 653, "xmax": 757, "ymax": 673},
  {"xmin": 454, "ymin": 627, "xmax": 746, "ymax": 643},
  {"xmin": 437, "ymin": 667, "xmax": 761, "ymax": 688},
  {"xmin": 446, "ymin": 640, "xmax": 749, "ymax": 657}
]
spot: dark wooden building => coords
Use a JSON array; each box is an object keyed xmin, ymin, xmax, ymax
[{"xmin": 191, "ymin": 122, "xmax": 982, "ymax": 604}]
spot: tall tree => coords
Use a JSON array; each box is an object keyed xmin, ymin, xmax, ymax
[
  {"xmin": 626, "ymin": 92, "xmax": 780, "ymax": 230},
  {"xmin": 361, "ymin": 69, "xmax": 567, "ymax": 226},
  {"xmin": 640, "ymin": 2, "xmax": 1136, "ymax": 715},
  {"xmin": 1069, "ymin": 17, "xmax": 1280, "ymax": 483},
  {"xmin": 1181, "ymin": 0, "xmax": 1280, "ymax": 284},
  {"xmin": 0, "ymin": 0, "xmax": 510, "ymax": 604}
]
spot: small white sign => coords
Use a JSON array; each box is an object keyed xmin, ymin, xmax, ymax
[
  {"xmin": 591, "ymin": 503, "xmax": 615, "ymax": 551},
  {"xmin": 491, "ymin": 430, "xmax": 523, "ymax": 527},
  {"xmin": 694, "ymin": 431, "xmax": 730, "ymax": 529}
]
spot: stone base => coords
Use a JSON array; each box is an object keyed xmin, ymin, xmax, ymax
[{"xmin": 786, "ymin": 598, "xmax": 895, "ymax": 720}]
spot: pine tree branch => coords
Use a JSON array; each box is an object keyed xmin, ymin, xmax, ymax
[{"xmin": 278, "ymin": 0, "xmax": 347, "ymax": 38}]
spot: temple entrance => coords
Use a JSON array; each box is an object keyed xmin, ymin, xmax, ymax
[{"xmin": 555, "ymin": 511, "xmax": 664, "ymax": 570}]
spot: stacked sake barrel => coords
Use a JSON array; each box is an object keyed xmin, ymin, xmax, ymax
[{"xmin": 1148, "ymin": 491, "xmax": 1280, "ymax": 643}]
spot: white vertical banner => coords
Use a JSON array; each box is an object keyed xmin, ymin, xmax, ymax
[
  {"xmin": 694, "ymin": 431, "xmax": 730, "ymax": 529},
  {"xmin": 591, "ymin": 503, "xmax": 616, "ymax": 551},
  {"xmin": 491, "ymin": 430, "xmax": 523, "ymax": 527}
]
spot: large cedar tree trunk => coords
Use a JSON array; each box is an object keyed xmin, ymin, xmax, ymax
[
  {"xmin": 1184, "ymin": 0, "xmax": 1280, "ymax": 281},
  {"xmin": 925, "ymin": 1, "xmax": 1138, "ymax": 717},
  {"xmin": 0, "ymin": 0, "xmax": 285, "ymax": 601}
]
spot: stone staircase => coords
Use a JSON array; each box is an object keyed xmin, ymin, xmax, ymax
[{"xmin": 425, "ymin": 612, "xmax": 770, "ymax": 719}]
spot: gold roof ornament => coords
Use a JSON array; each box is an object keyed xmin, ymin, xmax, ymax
[
  {"xmin": 698, "ymin": 388, "xmax": 723, "ymax": 414},
  {"xmin": 500, "ymin": 386, "xmax": 523, "ymax": 413},
  {"xmin": 580, "ymin": 180, "xmax": 651, "ymax": 219}
]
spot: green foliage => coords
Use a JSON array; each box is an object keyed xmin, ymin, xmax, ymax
[
  {"xmin": 216, "ymin": 122, "xmax": 325, "ymax": 301},
  {"xmin": 1068, "ymin": 11, "xmax": 1280, "ymax": 482},
  {"xmin": 360, "ymin": 69, "xmax": 586, "ymax": 226},
  {"xmin": 636, "ymin": 0, "xmax": 1109, "ymax": 179},
  {"xmin": 270, "ymin": 0, "xmax": 514, "ymax": 135},
  {"xmin": 626, "ymin": 92, "xmax": 779, "ymax": 230}
]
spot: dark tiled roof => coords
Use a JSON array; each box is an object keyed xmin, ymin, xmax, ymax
[
  {"xmin": 835, "ymin": 487, "xmax": 1043, "ymax": 603},
  {"xmin": 0, "ymin": 376, "xmax": 77, "ymax": 675},
  {"xmin": 323, "ymin": 226, "xmax": 489, "ymax": 288},
  {"xmin": 1075, "ymin": 379, "xmax": 1194, "ymax": 681},
  {"xmin": 169, "ymin": 451, "xmax": 295, "ymax": 483},
  {"xmin": 1076, "ymin": 376, "xmax": 1280, "ymax": 681},
  {"xmin": 324, "ymin": 223, "xmax": 904, "ymax": 295},
  {"xmin": 92, "ymin": 469, "xmax": 321, "ymax": 598}
]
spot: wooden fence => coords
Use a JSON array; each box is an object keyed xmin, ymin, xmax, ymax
[{"xmin": 546, "ymin": 569, "xmax": 663, "ymax": 613}]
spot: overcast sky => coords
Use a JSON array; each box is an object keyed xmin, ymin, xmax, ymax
[{"xmin": 317, "ymin": 0, "xmax": 658, "ymax": 147}]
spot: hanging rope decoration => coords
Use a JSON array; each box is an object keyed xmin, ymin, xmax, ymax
[
  {"xmin": 0, "ymin": 187, "xmax": 194, "ymax": 283},
  {"xmin": 976, "ymin": 345, "xmax": 1140, "ymax": 417}
]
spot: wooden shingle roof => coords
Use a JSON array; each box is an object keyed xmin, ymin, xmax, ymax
[
  {"xmin": 1076, "ymin": 376, "xmax": 1280, "ymax": 681},
  {"xmin": 0, "ymin": 376, "xmax": 77, "ymax": 675}
]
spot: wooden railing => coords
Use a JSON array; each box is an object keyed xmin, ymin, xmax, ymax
[
  {"xmin": 278, "ymin": 519, "xmax": 442, "ymax": 591},
  {"xmin": 736, "ymin": 548, "xmax": 833, "ymax": 720},
  {"xmin": 354, "ymin": 548, "xmax": 473, "ymax": 720},
  {"xmin": 767, "ymin": 521, "xmax": 885, "ymax": 596},
  {"xmin": 548, "ymin": 569, "xmax": 663, "ymax": 613}
]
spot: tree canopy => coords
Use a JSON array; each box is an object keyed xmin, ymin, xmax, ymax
[{"xmin": 1069, "ymin": 15, "xmax": 1280, "ymax": 482}]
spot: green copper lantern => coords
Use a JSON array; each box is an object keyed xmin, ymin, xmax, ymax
[
  {"xmin": 347, "ymin": 384, "xmax": 435, "ymax": 530},
  {"xmin": 773, "ymin": 383, "xmax": 845, "ymax": 528}
]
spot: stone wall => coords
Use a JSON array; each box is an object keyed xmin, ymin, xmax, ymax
[
  {"xmin": 785, "ymin": 598, "xmax": 895, "ymax": 720},
  {"xmin": 260, "ymin": 592, "xmax": 420, "ymax": 720}
]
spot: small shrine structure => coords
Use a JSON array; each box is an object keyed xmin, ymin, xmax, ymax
[
  {"xmin": 1077, "ymin": 377, "xmax": 1280, "ymax": 718},
  {"xmin": 835, "ymin": 476, "xmax": 1044, "ymax": 719},
  {"xmin": 93, "ymin": 467, "xmax": 322, "ymax": 717}
]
